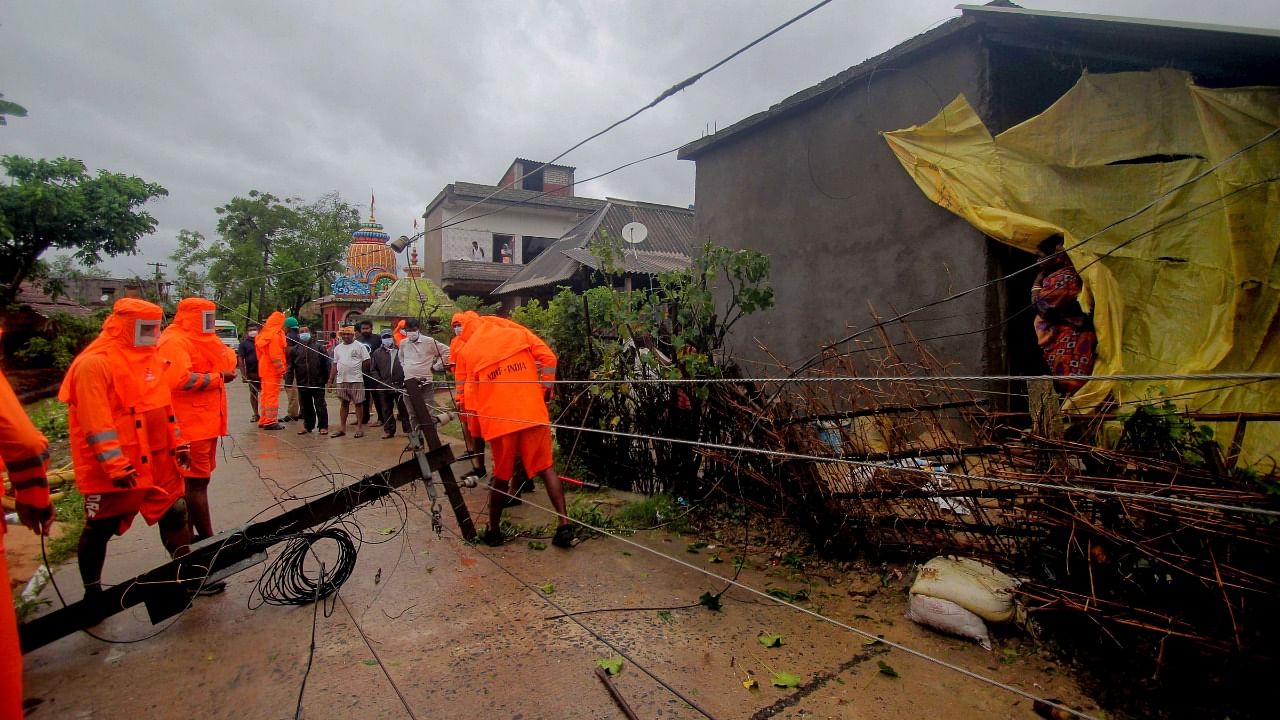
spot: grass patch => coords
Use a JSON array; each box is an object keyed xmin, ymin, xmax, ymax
[
  {"xmin": 436, "ymin": 417, "xmax": 462, "ymax": 439},
  {"xmin": 610, "ymin": 493, "xmax": 694, "ymax": 533},
  {"xmin": 44, "ymin": 486, "xmax": 86, "ymax": 567},
  {"xmin": 25, "ymin": 398, "xmax": 69, "ymax": 443}
]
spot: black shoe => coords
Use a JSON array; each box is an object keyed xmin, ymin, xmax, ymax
[
  {"xmin": 552, "ymin": 525, "xmax": 575, "ymax": 548},
  {"xmin": 259, "ymin": 423, "xmax": 286, "ymax": 431},
  {"xmin": 249, "ymin": 416, "xmax": 260, "ymax": 423},
  {"xmin": 502, "ymin": 495, "xmax": 523, "ymax": 508},
  {"xmin": 517, "ymin": 478, "xmax": 536, "ymax": 495},
  {"xmin": 482, "ymin": 528, "xmax": 504, "ymax": 547}
]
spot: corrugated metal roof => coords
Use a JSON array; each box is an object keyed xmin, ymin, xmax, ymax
[
  {"xmin": 493, "ymin": 201, "xmax": 696, "ymax": 295},
  {"xmin": 957, "ymin": 4, "xmax": 1280, "ymax": 39},
  {"xmin": 560, "ymin": 248, "xmax": 691, "ymax": 275}
]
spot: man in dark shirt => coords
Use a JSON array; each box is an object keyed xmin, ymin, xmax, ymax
[
  {"xmin": 236, "ymin": 322, "xmax": 262, "ymax": 423},
  {"xmin": 355, "ymin": 320, "xmax": 380, "ymax": 426},
  {"xmin": 368, "ymin": 330, "xmax": 410, "ymax": 438},
  {"xmin": 289, "ymin": 324, "xmax": 331, "ymax": 434}
]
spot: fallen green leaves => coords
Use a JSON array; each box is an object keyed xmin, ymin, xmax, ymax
[
  {"xmin": 657, "ymin": 610, "xmax": 673, "ymax": 624},
  {"xmin": 757, "ymin": 633, "xmax": 785, "ymax": 648},
  {"xmin": 765, "ymin": 587, "xmax": 810, "ymax": 603},
  {"xmin": 697, "ymin": 591, "xmax": 722, "ymax": 612},
  {"xmin": 527, "ymin": 540, "xmax": 547, "ymax": 551},
  {"xmin": 862, "ymin": 635, "xmax": 884, "ymax": 646},
  {"xmin": 771, "ymin": 671, "xmax": 802, "ymax": 688},
  {"xmin": 538, "ymin": 582, "xmax": 555, "ymax": 595},
  {"xmin": 597, "ymin": 656, "xmax": 624, "ymax": 675},
  {"xmin": 877, "ymin": 660, "xmax": 899, "ymax": 678},
  {"xmin": 686, "ymin": 541, "xmax": 708, "ymax": 553}
]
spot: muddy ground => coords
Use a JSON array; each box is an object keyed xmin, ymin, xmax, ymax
[{"xmin": 14, "ymin": 384, "xmax": 1100, "ymax": 719}]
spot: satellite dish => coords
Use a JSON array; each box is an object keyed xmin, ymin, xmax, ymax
[{"xmin": 621, "ymin": 222, "xmax": 648, "ymax": 245}]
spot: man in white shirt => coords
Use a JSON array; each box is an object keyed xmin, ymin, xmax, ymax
[
  {"xmin": 469, "ymin": 241, "xmax": 485, "ymax": 260},
  {"xmin": 400, "ymin": 317, "xmax": 450, "ymax": 381},
  {"xmin": 328, "ymin": 325, "xmax": 371, "ymax": 438}
]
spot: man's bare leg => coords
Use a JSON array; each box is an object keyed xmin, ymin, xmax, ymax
[{"xmin": 185, "ymin": 476, "xmax": 213, "ymax": 540}]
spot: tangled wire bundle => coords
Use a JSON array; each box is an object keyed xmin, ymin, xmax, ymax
[{"xmin": 252, "ymin": 524, "xmax": 359, "ymax": 607}]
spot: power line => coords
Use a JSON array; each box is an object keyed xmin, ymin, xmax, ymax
[{"xmin": 432, "ymin": 0, "xmax": 837, "ymax": 232}]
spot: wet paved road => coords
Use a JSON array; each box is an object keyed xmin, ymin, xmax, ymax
[{"xmin": 22, "ymin": 383, "xmax": 1097, "ymax": 719}]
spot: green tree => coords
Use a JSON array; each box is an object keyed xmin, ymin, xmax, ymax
[
  {"xmin": 273, "ymin": 192, "xmax": 358, "ymax": 316},
  {"xmin": 200, "ymin": 190, "xmax": 356, "ymax": 320},
  {"xmin": 453, "ymin": 294, "xmax": 501, "ymax": 316},
  {"xmin": 0, "ymin": 93, "xmax": 27, "ymax": 125},
  {"xmin": 169, "ymin": 229, "xmax": 211, "ymax": 298},
  {"xmin": 0, "ymin": 156, "xmax": 167, "ymax": 307}
]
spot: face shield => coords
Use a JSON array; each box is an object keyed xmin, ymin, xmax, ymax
[
  {"xmin": 201, "ymin": 310, "xmax": 217, "ymax": 334},
  {"xmin": 134, "ymin": 318, "xmax": 162, "ymax": 347}
]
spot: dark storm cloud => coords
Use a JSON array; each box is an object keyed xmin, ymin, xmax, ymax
[{"xmin": 2, "ymin": 0, "xmax": 1276, "ymax": 276}]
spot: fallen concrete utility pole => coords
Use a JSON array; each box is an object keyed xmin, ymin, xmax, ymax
[{"xmin": 21, "ymin": 379, "xmax": 474, "ymax": 653}]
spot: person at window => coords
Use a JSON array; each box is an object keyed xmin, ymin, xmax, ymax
[
  {"xmin": 469, "ymin": 240, "xmax": 485, "ymax": 260},
  {"xmin": 499, "ymin": 240, "xmax": 513, "ymax": 264},
  {"xmin": 1032, "ymin": 234, "xmax": 1097, "ymax": 395}
]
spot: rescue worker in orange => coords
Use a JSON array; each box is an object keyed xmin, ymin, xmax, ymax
[
  {"xmin": 159, "ymin": 298, "xmax": 238, "ymax": 541},
  {"xmin": 254, "ymin": 310, "xmax": 288, "ymax": 430},
  {"xmin": 449, "ymin": 311, "xmax": 487, "ymax": 484},
  {"xmin": 1, "ymin": 354, "xmax": 55, "ymax": 720},
  {"xmin": 453, "ymin": 312, "xmax": 573, "ymax": 548},
  {"xmin": 59, "ymin": 298, "xmax": 199, "ymax": 601}
]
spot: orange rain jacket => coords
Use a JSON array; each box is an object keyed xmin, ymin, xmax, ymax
[
  {"xmin": 1, "ymin": 363, "xmax": 51, "ymax": 720},
  {"xmin": 58, "ymin": 299, "xmax": 183, "ymax": 508},
  {"xmin": 457, "ymin": 313, "xmax": 557, "ymax": 440},
  {"xmin": 0, "ymin": 370, "xmax": 52, "ymax": 537},
  {"xmin": 159, "ymin": 298, "xmax": 238, "ymax": 442},
  {"xmin": 255, "ymin": 311, "xmax": 287, "ymax": 380}
]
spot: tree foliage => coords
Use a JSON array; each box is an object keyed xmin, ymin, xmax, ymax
[
  {"xmin": 0, "ymin": 93, "xmax": 27, "ymax": 125},
  {"xmin": 0, "ymin": 155, "xmax": 167, "ymax": 306},
  {"xmin": 453, "ymin": 294, "xmax": 501, "ymax": 316},
  {"xmin": 176, "ymin": 190, "xmax": 357, "ymax": 321},
  {"xmin": 511, "ymin": 240, "xmax": 774, "ymax": 493}
]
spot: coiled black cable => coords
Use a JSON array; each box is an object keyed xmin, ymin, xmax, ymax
[{"xmin": 251, "ymin": 524, "xmax": 358, "ymax": 607}]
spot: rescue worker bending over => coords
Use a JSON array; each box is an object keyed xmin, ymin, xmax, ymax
[
  {"xmin": 158, "ymin": 297, "xmax": 238, "ymax": 542},
  {"xmin": 1, "ymin": 357, "xmax": 54, "ymax": 719},
  {"xmin": 454, "ymin": 312, "xmax": 573, "ymax": 548},
  {"xmin": 59, "ymin": 299, "xmax": 201, "ymax": 601},
  {"xmin": 254, "ymin": 311, "xmax": 288, "ymax": 430}
]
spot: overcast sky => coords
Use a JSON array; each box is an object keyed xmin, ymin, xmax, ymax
[{"xmin": 2, "ymin": 0, "xmax": 1277, "ymax": 277}]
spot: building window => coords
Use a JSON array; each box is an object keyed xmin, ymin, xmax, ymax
[
  {"xmin": 493, "ymin": 234, "xmax": 514, "ymax": 264},
  {"xmin": 522, "ymin": 236, "xmax": 556, "ymax": 263}
]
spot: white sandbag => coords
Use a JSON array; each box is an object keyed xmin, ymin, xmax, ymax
[
  {"xmin": 905, "ymin": 592, "xmax": 992, "ymax": 650},
  {"xmin": 910, "ymin": 556, "xmax": 1017, "ymax": 623}
]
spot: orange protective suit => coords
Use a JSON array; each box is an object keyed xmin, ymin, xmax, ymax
[
  {"xmin": 59, "ymin": 298, "xmax": 185, "ymax": 531},
  {"xmin": 254, "ymin": 311, "xmax": 287, "ymax": 426},
  {"xmin": 159, "ymin": 298, "xmax": 238, "ymax": 476},
  {"xmin": 1, "ymin": 368, "xmax": 52, "ymax": 720},
  {"xmin": 458, "ymin": 313, "xmax": 557, "ymax": 441}
]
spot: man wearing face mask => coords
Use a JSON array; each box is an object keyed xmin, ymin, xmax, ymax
[
  {"xmin": 158, "ymin": 298, "xmax": 238, "ymax": 542},
  {"xmin": 59, "ymin": 298, "xmax": 201, "ymax": 600},
  {"xmin": 290, "ymin": 325, "xmax": 331, "ymax": 435},
  {"xmin": 237, "ymin": 322, "xmax": 262, "ymax": 422},
  {"xmin": 369, "ymin": 330, "xmax": 410, "ymax": 439},
  {"xmin": 281, "ymin": 316, "xmax": 302, "ymax": 422},
  {"xmin": 355, "ymin": 320, "xmax": 381, "ymax": 427}
]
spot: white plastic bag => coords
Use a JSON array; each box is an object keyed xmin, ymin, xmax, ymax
[
  {"xmin": 905, "ymin": 592, "xmax": 992, "ymax": 650},
  {"xmin": 910, "ymin": 556, "xmax": 1017, "ymax": 623}
]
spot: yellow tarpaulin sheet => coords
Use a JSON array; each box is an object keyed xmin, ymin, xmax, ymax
[{"xmin": 883, "ymin": 69, "xmax": 1280, "ymax": 466}]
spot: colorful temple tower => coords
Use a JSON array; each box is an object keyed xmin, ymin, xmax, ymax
[{"xmin": 319, "ymin": 202, "xmax": 401, "ymax": 334}]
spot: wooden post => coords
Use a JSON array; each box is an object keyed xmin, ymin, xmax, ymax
[
  {"xmin": 1028, "ymin": 379, "xmax": 1068, "ymax": 473},
  {"xmin": 404, "ymin": 377, "xmax": 477, "ymax": 541}
]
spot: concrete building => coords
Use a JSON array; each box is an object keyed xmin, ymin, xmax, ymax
[
  {"xmin": 424, "ymin": 160, "xmax": 605, "ymax": 298},
  {"xmin": 677, "ymin": 3, "xmax": 1280, "ymax": 380}
]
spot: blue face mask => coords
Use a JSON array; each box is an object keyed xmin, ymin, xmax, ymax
[
  {"xmin": 299, "ymin": 332, "xmax": 312, "ymax": 342},
  {"xmin": 382, "ymin": 337, "xmax": 394, "ymax": 348}
]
